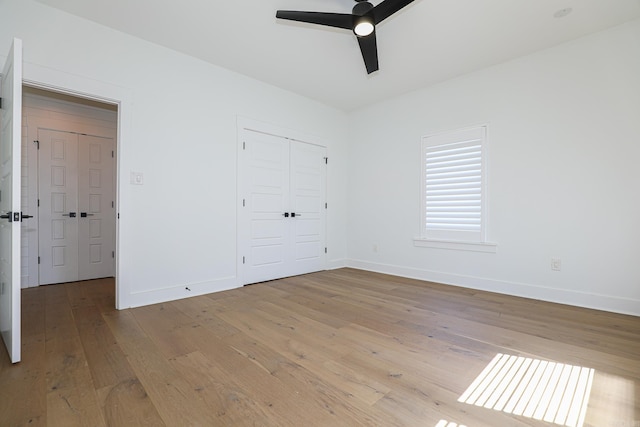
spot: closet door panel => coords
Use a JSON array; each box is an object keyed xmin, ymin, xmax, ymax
[
  {"xmin": 240, "ymin": 131, "xmax": 291, "ymax": 284},
  {"xmin": 38, "ymin": 129, "xmax": 79, "ymax": 285},
  {"xmin": 289, "ymin": 141, "xmax": 326, "ymax": 275},
  {"xmin": 77, "ymin": 134, "xmax": 115, "ymax": 281}
]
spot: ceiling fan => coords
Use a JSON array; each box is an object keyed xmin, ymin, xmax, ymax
[{"xmin": 276, "ymin": 0, "xmax": 415, "ymax": 74}]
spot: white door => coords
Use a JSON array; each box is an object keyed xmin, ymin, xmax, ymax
[
  {"xmin": 0, "ymin": 38, "xmax": 23, "ymax": 363},
  {"xmin": 290, "ymin": 142, "xmax": 326, "ymax": 276},
  {"xmin": 239, "ymin": 129, "xmax": 326, "ymax": 284},
  {"xmin": 77, "ymin": 134, "xmax": 115, "ymax": 280},
  {"xmin": 38, "ymin": 129, "xmax": 79, "ymax": 285},
  {"xmin": 38, "ymin": 130, "xmax": 115, "ymax": 284},
  {"xmin": 240, "ymin": 131, "xmax": 291, "ymax": 284}
]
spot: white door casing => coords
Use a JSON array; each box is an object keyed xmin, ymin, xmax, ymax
[
  {"xmin": 17, "ymin": 48, "xmax": 129, "ymax": 309},
  {"xmin": 238, "ymin": 127, "xmax": 326, "ymax": 285},
  {"xmin": 38, "ymin": 129, "xmax": 115, "ymax": 285},
  {"xmin": 0, "ymin": 38, "xmax": 23, "ymax": 363}
]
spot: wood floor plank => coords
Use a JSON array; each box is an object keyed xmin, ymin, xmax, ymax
[
  {"xmin": 72, "ymin": 304, "xmax": 135, "ymax": 390},
  {"xmin": 220, "ymin": 323, "xmax": 407, "ymax": 427},
  {"xmin": 168, "ymin": 350, "xmax": 289, "ymax": 427},
  {"xmin": 43, "ymin": 286, "xmax": 106, "ymax": 427},
  {"xmin": 170, "ymin": 295, "xmax": 242, "ymax": 339},
  {"xmin": 46, "ymin": 387, "xmax": 106, "ymax": 427},
  {"xmin": 97, "ymin": 378, "xmax": 166, "ymax": 427},
  {"xmin": 101, "ymin": 310, "xmax": 222, "ymax": 426},
  {"xmin": 215, "ymin": 304, "xmax": 350, "ymax": 368},
  {"xmin": 198, "ymin": 337, "xmax": 341, "ymax": 426},
  {"xmin": 130, "ymin": 303, "xmax": 202, "ymax": 359},
  {"xmin": 0, "ymin": 338, "xmax": 47, "ymax": 426},
  {"xmin": 585, "ymin": 371, "xmax": 640, "ymax": 426}
]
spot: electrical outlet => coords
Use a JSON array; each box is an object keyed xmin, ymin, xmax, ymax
[{"xmin": 551, "ymin": 258, "xmax": 562, "ymax": 271}]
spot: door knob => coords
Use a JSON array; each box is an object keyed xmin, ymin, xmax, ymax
[
  {"xmin": 291, "ymin": 212, "xmax": 301, "ymax": 218},
  {"xmin": 62, "ymin": 212, "xmax": 77, "ymax": 218},
  {"xmin": 0, "ymin": 212, "xmax": 20, "ymax": 222},
  {"xmin": 282, "ymin": 212, "xmax": 290, "ymax": 218},
  {"xmin": 80, "ymin": 212, "xmax": 95, "ymax": 218},
  {"xmin": 21, "ymin": 213, "xmax": 34, "ymax": 221}
]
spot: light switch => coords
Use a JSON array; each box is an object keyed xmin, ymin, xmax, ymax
[{"xmin": 130, "ymin": 171, "xmax": 144, "ymax": 185}]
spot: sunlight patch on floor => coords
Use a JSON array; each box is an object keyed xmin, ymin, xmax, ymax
[
  {"xmin": 458, "ymin": 353, "xmax": 594, "ymax": 427},
  {"xmin": 435, "ymin": 420, "xmax": 468, "ymax": 427}
]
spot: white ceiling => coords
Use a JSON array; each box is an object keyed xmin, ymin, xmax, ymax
[{"xmin": 33, "ymin": 0, "xmax": 640, "ymax": 111}]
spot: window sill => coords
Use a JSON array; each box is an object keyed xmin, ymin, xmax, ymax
[{"xmin": 413, "ymin": 238, "xmax": 498, "ymax": 253}]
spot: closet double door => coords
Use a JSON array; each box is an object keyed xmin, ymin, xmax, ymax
[
  {"xmin": 38, "ymin": 129, "xmax": 115, "ymax": 285},
  {"xmin": 239, "ymin": 130, "xmax": 326, "ymax": 285}
]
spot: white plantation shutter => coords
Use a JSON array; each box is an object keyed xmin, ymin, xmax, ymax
[{"xmin": 422, "ymin": 126, "xmax": 486, "ymax": 242}]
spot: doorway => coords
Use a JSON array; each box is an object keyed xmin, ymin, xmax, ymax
[{"xmin": 22, "ymin": 87, "xmax": 118, "ymax": 288}]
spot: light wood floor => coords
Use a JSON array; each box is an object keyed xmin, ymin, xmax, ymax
[{"xmin": 1, "ymin": 269, "xmax": 638, "ymax": 426}]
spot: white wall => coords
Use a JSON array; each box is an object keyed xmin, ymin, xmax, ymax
[
  {"xmin": 0, "ymin": 0, "xmax": 349, "ymax": 308},
  {"xmin": 347, "ymin": 20, "xmax": 640, "ymax": 316}
]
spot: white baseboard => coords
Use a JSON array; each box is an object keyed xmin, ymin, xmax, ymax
[
  {"xmin": 127, "ymin": 276, "xmax": 240, "ymax": 309},
  {"xmin": 125, "ymin": 258, "xmax": 348, "ymax": 309},
  {"xmin": 346, "ymin": 259, "xmax": 640, "ymax": 317},
  {"xmin": 326, "ymin": 258, "xmax": 347, "ymax": 270}
]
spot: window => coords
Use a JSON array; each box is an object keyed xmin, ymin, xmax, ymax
[{"xmin": 415, "ymin": 126, "xmax": 496, "ymax": 252}]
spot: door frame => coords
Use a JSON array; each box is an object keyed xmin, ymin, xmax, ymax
[
  {"xmin": 236, "ymin": 116, "xmax": 328, "ymax": 285},
  {"xmin": 23, "ymin": 92, "xmax": 118, "ymax": 287},
  {"xmin": 22, "ymin": 62, "xmax": 132, "ymax": 309}
]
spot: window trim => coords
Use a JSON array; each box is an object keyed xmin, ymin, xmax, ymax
[
  {"xmin": 413, "ymin": 237, "xmax": 497, "ymax": 253},
  {"xmin": 415, "ymin": 125, "xmax": 496, "ymax": 252}
]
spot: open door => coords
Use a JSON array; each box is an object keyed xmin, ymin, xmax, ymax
[{"xmin": 0, "ymin": 38, "xmax": 23, "ymax": 363}]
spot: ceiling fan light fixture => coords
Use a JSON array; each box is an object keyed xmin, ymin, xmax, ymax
[{"xmin": 354, "ymin": 17, "xmax": 374, "ymax": 36}]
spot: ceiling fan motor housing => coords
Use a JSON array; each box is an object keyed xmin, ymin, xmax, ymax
[{"xmin": 352, "ymin": 1, "xmax": 374, "ymax": 16}]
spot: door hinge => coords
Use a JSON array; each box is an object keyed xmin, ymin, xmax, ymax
[
  {"xmin": 112, "ymin": 251, "xmax": 115, "ymax": 258},
  {"xmin": 324, "ymin": 247, "xmax": 327, "ymax": 254},
  {"xmin": 112, "ymin": 201, "xmax": 114, "ymax": 208},
  {"xmin": 38, "ymin": 199, "xmax": 40, "ymax": 207},
  {"xmin": 0, "ymin": 98, "xmax": 2, "ymax": 109},
  {"xmin": 112, "ymin": 150, "xmax": 114, "ymax": 158},
  {"xmin": 34, "ymin": 140, "xmax": 40, "ymax": 149},
  {"xmin": 324, "ymin": 157, "xmax": 328, "ymax": 164},
  {"xmin": 243, "ymin": 141, "xmax": 246, "ymax": 150},
  {"xmin": 38, "ymin": 256, "xmax": 40, "ymax": 265},
  {"xmin": 325, "ymin": 202, "xmax": 327, "ymax": 209},
  {"xmin": 242, "ymin": 199, "xmax": 245, "ymax": 207},
  {"xmin": 242, "ymin": 256, "xmax": 245, "ymax": 264}
]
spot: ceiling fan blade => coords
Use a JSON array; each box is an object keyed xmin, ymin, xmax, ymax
[
  {"xmin": 357, "ymin": 32, "xmax": 379, "ymax": 74},
  {"xmin": 276, "ymin": 11, "xmax": 353, "ymax": 30},
  {"xmin": 372, "ymin": 0, "xmax": 415, "ymax": 24}
]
